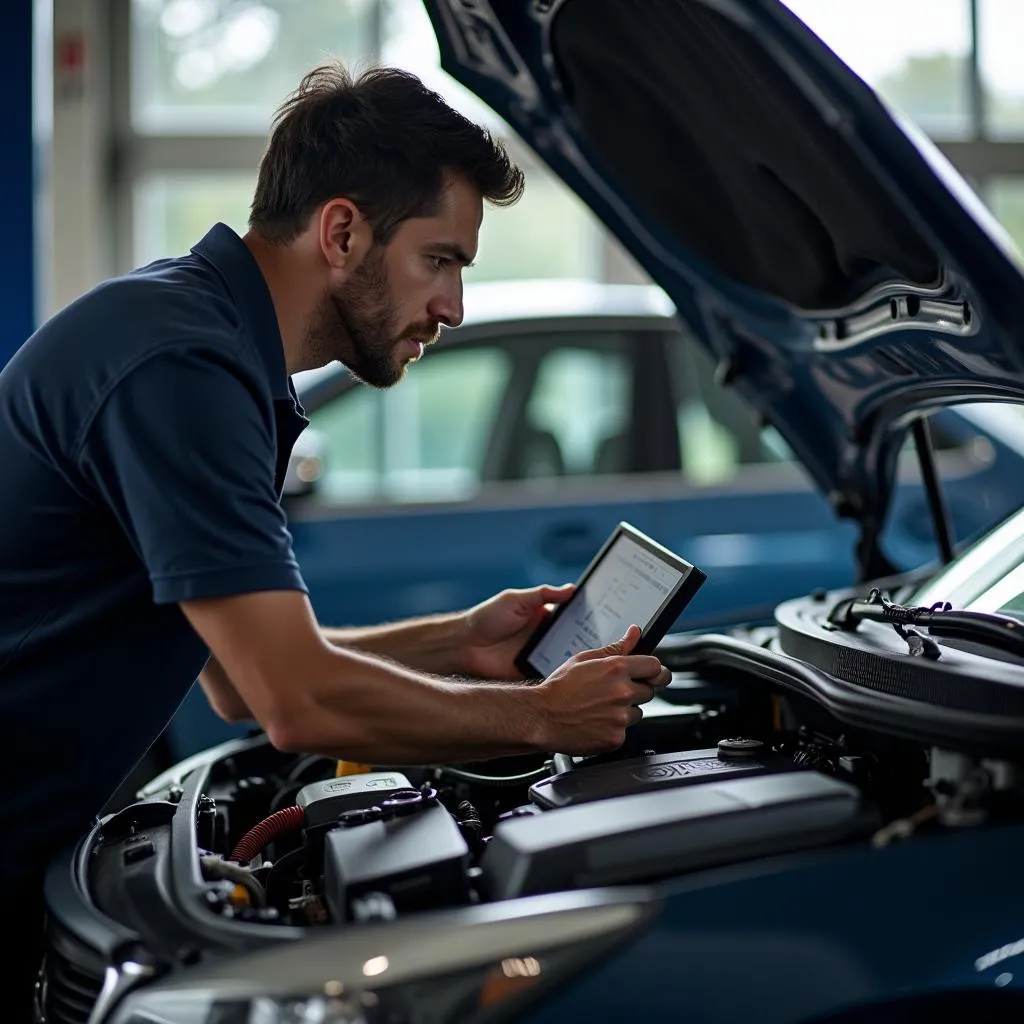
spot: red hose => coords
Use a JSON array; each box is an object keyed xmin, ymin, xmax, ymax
[{"xmin": 229, "ymin": 805, "xmax": 304, "ymax": 864}]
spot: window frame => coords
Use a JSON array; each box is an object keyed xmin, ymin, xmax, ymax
[
  {"xmin": 109, "ymin": 0, "xmax": 627, "ymax": 279},
  {"xmin": 482, "ymin": 326, "xmax": 664, "ymax": 482}
]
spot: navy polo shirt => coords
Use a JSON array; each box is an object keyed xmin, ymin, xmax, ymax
[{"xmin": 0, "ymin": 224, "xmax": 309, "ymax": 883}]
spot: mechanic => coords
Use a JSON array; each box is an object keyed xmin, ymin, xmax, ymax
[{"xmin": 0, "ymin": 64, "xmax": 669, "ymax": 1016}]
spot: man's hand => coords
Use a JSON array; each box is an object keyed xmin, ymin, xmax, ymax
[
  {"xmin": 460, "ymin": 583, "xmax": 576, "ymax": 679},
  {"xmin": 532, "ymin": 625, "xmax": 672, "ymax": 755}
]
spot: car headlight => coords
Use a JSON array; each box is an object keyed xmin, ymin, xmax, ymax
[{"xmin": 103, "ymin": 891, "xmax": 654, "ymax": 1024}]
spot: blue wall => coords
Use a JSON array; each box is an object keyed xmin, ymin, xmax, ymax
[{"xmin": 1, "ymin": 3, "xmax": 36, "ymax": 364}]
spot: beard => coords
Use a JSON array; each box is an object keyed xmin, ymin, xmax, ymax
[{"xmin": 302, "ymin": 245, "xmax": 440, "ymax": 388}]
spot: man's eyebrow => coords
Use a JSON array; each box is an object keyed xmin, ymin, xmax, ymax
[{"xmin": 429, "ymin": 242, "xmax": 475, "ymax": 267}]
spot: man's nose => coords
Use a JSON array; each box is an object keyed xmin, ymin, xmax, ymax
[{"xmin": 428, "ymin": 282, "xmax": 464, "ymax": 329}]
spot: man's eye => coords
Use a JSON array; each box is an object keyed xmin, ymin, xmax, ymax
[{"xmin": 430, "ymin": 255, "xmax": 451, "ymax": 271}]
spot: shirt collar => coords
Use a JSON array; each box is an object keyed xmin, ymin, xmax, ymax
[{"xmin": 191, "ymin": 223, "xmax": 292, "ymax": 400}]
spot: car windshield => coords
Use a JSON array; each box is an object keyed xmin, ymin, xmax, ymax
[{"xmin": 909, "ymin": 506, "xmax": 1024, "ymax": 621}]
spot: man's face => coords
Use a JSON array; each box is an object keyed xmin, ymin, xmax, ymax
[{"xmin": 308, "ymin": 175, "xmax": 482, "ymax": 388}]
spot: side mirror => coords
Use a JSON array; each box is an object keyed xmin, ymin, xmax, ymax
[{"xmin": 282, "ymin": 428, "xmax": 326, "ymax": 498}]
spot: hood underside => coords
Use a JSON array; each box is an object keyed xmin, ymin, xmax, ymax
[
  {"xmin": 553, "ymin": 0, "xmax": 940, "ymax": 311},
  {"xmin": 425, "ymin": 0, "xmax": 1024, "ymax": 538}
]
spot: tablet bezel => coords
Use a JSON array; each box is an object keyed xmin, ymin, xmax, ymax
[{"xmin": 514, "ymin": 521, "xmax": 707, "ymax": 679}]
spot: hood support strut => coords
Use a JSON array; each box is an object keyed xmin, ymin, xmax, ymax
[
  {"xmin": 912, "ymin": 418, "xmax": 956, "ymax": 565},
  {"xmin": 855, "ymin": 416, "xmax": 955, "ymax": 582}
]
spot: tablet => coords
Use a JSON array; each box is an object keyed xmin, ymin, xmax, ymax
[{"xmin": 515, "ymin": 522, "xmax": 707, "ymax": 678}]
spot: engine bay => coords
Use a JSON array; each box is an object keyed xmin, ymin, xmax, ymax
[
  {"xmin": 85, "ymin": 682, "xmax": 863, "ymax": 929},
  {"xmin": 41, "ymin": 588, "xmax": 1024, "ymax": 1022}
]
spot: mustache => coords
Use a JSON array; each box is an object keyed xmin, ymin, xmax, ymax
[{"xmin": 401, "ymin": 321, "xmax": 442, "ymax": 345}]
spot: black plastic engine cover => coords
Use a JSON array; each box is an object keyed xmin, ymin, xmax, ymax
[
  {"xmin": 485, "ymin": 771, "xmax": 877, "ymax": 899},
  {"xmin": 530, "ymin": 747, "xmax": 794, "ymax": 809},
  {"xmin": 323, "ymin": 803, "xmax": 469, "ymax": 921}
]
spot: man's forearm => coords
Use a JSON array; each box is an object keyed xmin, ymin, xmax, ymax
[
  {"xmin": 201, "ymin": 614, "xmax": 511, "ymax": 741},
  {"xmin": 181, "ymin": 590, "xmax": 652, "ymax": 767},
  {"xmin": 267, "ymin": 644, "xmax": 549, "ymax": 764},
  {"xmin": 321, "ymin": 612, "xmax": 471, "ymax": 676}
]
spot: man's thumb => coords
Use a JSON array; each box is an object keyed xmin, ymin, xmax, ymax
[{"xmin": 576, "ymin": 624, "xmax": 642, "ymax": 661}]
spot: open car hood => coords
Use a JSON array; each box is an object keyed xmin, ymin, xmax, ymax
[{"xmin": 424, "ymin": 0, "xmax": 1024, "ymax": 555}]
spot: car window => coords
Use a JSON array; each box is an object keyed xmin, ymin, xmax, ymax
[
  {"xmin": 308, "ymin": 347, "xmax": 511, "ymax": 504},
  {"xmin": 668, "ymin": 331, "xmax": 795, "ymax": 484},
  {"xmin": 520, "ymin": 344, "xmax": 633, "ymax": 479},
  {"xmin": 305, "ymin": 383, "xmax": 379, "ymax": 503}
]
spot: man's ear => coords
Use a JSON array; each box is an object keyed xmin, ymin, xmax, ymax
[{"xmin": 318, "ymin": 199, "xmax": 373, "ymax": 273}]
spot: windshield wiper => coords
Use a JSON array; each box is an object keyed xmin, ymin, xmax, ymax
[{"xmin": 827, "ymin": 588, "xmax": 1024, "ymax": 661}]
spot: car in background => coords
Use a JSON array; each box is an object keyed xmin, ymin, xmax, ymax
[
  {"xmin": 284, "ymin": 278, "xmax": 1024, "ymax": 628},
  {"xmin": 169, "ymin": 279, "xmax": 1024, "ymax": 756}
]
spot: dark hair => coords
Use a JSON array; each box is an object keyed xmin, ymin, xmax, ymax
[{"xmin": 250, "ymin": 63, "xmax": 525, "ymax": 244}]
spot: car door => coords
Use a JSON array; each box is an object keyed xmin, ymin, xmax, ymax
[{"xmin": 286, "ymin": 318, "xmax": 677, "ymax": 628}]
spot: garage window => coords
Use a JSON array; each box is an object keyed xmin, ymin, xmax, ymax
[{"xmin": 120, "ymin": 0, "xmax": 606, "ymax": 282}]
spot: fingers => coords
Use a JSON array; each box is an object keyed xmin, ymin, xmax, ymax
[
  {"xmin": 621, "ymin": 654, "xmax": 669, "ymax": 683},
  {"xmin": 575, "ymin": 624, "xmax": 642, "ymax": 662},
  {"xmin": 625, "ymin": 681, "xmax": 655, "ymax": 706},
  {"xmin": 516, "ymin": 583, "xmax": 575, "ymax": 606},
  {"xmin": 588, "ymin": 653, "xmax": 668, "ymax": 683}
]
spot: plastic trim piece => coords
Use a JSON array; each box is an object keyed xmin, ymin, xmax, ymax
[{"xmin": 660, "ymin": 631, "xmax": 1024, "ymax": 755}]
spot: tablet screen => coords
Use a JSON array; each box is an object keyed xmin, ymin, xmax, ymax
[{"xmin": 525, "ymin": 530, "xmax": 694, "ymax": 676}]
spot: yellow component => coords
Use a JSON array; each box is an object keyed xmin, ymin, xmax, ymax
[
  {"xmin": 336, "ymin": 761, "xmax": 373, "ymax": 777},
  {"xmin": 228, "ymin": 884, "xmax": 251, "ymax": 907}
]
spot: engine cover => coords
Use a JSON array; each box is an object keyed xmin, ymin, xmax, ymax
[
  {"xmin": 529, "ymin": 747, "xmax": 794, "ymax": 809},
  {"xmin": 484, "ymin": 770, "xmax": 878, "ymax": 899}
]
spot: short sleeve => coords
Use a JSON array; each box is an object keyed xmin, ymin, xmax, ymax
[{"xmin": 75, "ymin": 345, "xmax": 308, "ymax": 604}]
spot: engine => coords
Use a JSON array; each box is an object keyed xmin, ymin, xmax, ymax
[
  {"xmin": 40, "ymin": 616, "xmax": 1024, "ymax": 1023},
  {"xmin": 174, "ymin": 738, "xmax": 877, "ymax": 932},
  {"xmin": 80, "ymin": 698, "xmax": 885, "ymax": 934}
]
